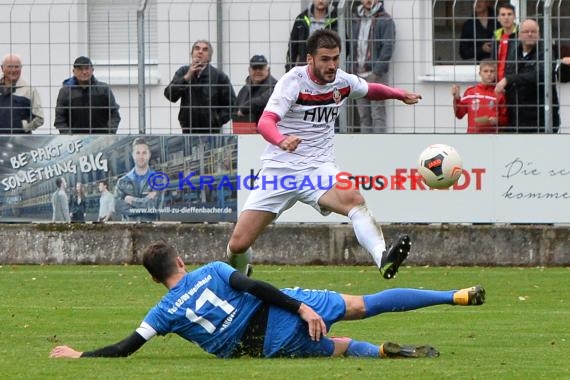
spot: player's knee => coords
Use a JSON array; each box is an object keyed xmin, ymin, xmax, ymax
[
  {"xmin": 343, "ymin": 295, "xmax": 366, "ymax": 320},
  {"xmin": 344, "ymin": 191, "xmax": 365, "ymax": 208},
  {"xmin": 227, "ymin": 234, "xmax": 251, "ymax": 253}
]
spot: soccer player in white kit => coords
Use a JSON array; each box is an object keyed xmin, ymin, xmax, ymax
[{"xmin": 227, "ymin": 29, "xmax": 422, "ymax": 278}]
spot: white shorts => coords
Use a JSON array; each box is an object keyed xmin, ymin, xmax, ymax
[{"xmin": 242, "ymin": 162, "xmax": 341, "ymax": 216}]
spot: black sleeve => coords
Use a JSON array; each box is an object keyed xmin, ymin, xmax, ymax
[
  {"xmin": 229, "ymin": 271, "xmax": 301, "ymax": 314},
  {"xmin": 80, "ymin": 331, "xmax": 147, "ymax": 358}
]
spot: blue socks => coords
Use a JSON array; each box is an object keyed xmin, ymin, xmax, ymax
[
  {"xmin": 363, "ymin": 288, "xmax": 455, "ymax": 317},
  {"xmin": 345, "ymin": 339, "xmax": 380, "ymax": 357}
]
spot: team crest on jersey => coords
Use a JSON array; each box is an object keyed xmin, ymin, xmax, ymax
[
  {"xmin": 471, "ymin": 98, "xmax": 480, "ymax": 111},
  {"xmin": 332, "ymin": 87, "xmax": 342, "ymax": 104}
]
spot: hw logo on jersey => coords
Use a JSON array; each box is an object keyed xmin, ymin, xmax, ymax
[{"xmin": 303, "ymin": 107, "xmax": 339, "ymax": 123}]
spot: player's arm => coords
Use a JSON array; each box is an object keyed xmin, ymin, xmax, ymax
[
  {"xmin": 257, "ymin": 111, "xmax": 301, "ymax": 152},
  {"xmin": 50, "ymin": 321, "xmax": 159, "ymax": 359},
  {"xmin": 229, "ymin": 271, "xmax": 326, "ymax": 341},
  {"xmin": 50, "ymin": 331, "xmax": 147, "ymax": 359},
  {"xmin": 365, "ymin": 83, "xmax": 422, "ymax": 104}
]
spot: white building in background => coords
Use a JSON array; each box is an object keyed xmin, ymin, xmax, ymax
[{"xmin": 0, "ymin": 0, "xmax": 567, "ymax": 135}]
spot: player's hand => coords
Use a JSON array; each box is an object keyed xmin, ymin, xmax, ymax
[
  {"xmin": 124, "ymin": 195, "xmax": 135, "ymax": 205},
  {"xmin": 278, "ymin": 135, "xmax": 302, "ymax": 152},
  {"xmin": 401, "ymin": 92, "xmax": 422, "ymax": 105},
  {"xmin": 146, "ymin": 191, "xmax": 157, "ymax": 200},
  {"xmin": 482, "ymin": 42, "xmax": 492, "ymax": 54},
  {"xmin": 49, "ymin": 345, "xmax": 82, "ymax": 359},
  {"xmin": 563, "ymin": 57, "xmax": 570, "ymax": 66},
  {"xmin": 298, "ymin": 303, "xmax": 327, "ymax": 341}
]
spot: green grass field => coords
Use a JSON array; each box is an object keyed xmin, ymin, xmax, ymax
[{"xmin": 1, "ymin": 264, "xmax": 568, "ymax": 380}]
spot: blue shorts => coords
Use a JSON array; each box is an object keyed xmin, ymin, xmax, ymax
[{"xmin": 262, "ymin": 287, "xmax": 346, "ymax": 358}]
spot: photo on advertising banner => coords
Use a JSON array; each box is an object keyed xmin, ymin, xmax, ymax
[{"xmin": 0, "ymin": 135, "xmax": 237, "ymax": 223}]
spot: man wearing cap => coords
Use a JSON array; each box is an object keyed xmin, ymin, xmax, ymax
[
  {"xmin": 0, "ymin": 53, "xmax": 45, "ymax": 134},
  {"xmin": 54, "ymin": 56, "xmax": 121, "ymax": 134},
  {"xmin": 235, "ymin": 55, "xmax": 278, "ymax": 124},
  {"xmin": 164, "ymin": 40, "xmax": 236, "ymax": 134}
]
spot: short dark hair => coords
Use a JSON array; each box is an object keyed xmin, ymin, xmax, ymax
[
  {"xmin": 498, "ymin": 3, "xmax": 516, "ymax": 14},
  {"xmin": 98, "ymin": 180, "xmax": 109, "ymax": 189},
  {"xmin": 306, "ymin": 29, "xmax": 341, "ymax": 56},
  {"xmin": 142, "ymin": 241, "xmax": 179, "ymax": 283},
  {"xmin": 55, "ymin": 177, "xmax": 64, "ymax": 188},
  {"xmin": 132, "ymin": 137, "xmax": 149, "ymax": 150}
]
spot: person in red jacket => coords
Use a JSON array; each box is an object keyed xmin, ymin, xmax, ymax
[{"xmin": 452, "ymin": 59, "xmax": 507, "ymax": 133}]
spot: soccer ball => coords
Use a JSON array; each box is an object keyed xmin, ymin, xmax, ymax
[{"xmin": 417, "ymin": 144, "xmax": 463, "ymax": 189}]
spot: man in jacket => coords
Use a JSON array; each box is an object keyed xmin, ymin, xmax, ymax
[
  {"xmin": 492, "ymin": 3, "xmax": 517, "ymax": 81},
  {"xmin": 0, "ymin": 53, "xmax": 44, "ymax": 134},
  {"xmin": 459, "ymin": 0, "xmax": 497, "ymax": 63},
  {"xmin": 285, "ymin": 0, "xmax": 338, "ymax": 72},
  {"xmin": 115, "ymin": 138, "xmax": 163, "ymax": 222},
  {"xmin": 495, "ymin": 19, "xmax": 560, "ymax": 133},
  {"xmin": 164, "ymin": 40, "xmax": 235, "ymax": 134},
  {"xmin": 348, "ymin": 0, "xmax": 395, "ymax": 133},
  {"xmin": 54, "ymin": 56, "xmax": 121, "ymax": 134},
  {"xmin": 235, "ymin": 55, "xmax": 278, "ymax": 124}
]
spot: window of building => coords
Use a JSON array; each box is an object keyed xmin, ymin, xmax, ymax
[
  {"xmin": 87, "ymin": 0, "xmax": 158, "ymax": 84},
  {"xmin": 427, "ymin": 0, "xmax": 569, "ymax": 82}
]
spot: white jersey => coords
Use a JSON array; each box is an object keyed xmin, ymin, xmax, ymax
[{"xmin": 261, "ymin": 66, "xmax": 368, "ymax": 169}]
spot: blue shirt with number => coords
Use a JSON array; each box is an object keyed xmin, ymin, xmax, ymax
[{"xmin": 142, "ymin": 261, "xmax": 262, "ymax": 358}]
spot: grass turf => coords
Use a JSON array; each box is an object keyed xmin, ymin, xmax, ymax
[{"xmin": 1, "ymin": 264, "xmax": 568, "ymax": 380}]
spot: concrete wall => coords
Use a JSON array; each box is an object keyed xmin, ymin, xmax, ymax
[{"xmin": 1, "ymin": 223, "xmax": 568, "ymax": 266}]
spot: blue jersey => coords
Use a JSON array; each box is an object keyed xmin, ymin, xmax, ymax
[{"xmin": 142, "ymin": 261, "xmax": 262, "ymax": 358}]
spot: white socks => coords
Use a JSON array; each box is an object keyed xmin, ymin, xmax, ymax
[{"xmin": 348, "ymin": 205, "xmax": 386, "ymax": 268}]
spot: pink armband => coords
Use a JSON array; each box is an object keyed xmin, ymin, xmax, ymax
[
  {"xmin": 366, "ymin": 83, "xmax": 407, "ymax": 101},
  {"xmin": 257, "ymin": 111, "xmax": 286, "ymax": 146}
]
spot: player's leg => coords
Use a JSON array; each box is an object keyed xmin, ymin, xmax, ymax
[
  {"xmin": 340, "ymin": 286, "xmax": 486, "ymax": 321},
  {"xmin": 318, "ymin": 187, "xmax": 384, "ymax": 264},
  {"xmin": 330, "ymin": 337, "xmax": 439, "ymax": 358},
  {"xmin": 227, "ymin": 209, "xmax": 275, "ymax": 275},
  {"xmin": 318, "ymin": 186, "xmax": 409, "ymax": 278}
]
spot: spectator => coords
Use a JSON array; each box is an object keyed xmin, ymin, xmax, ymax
[
  {"xmin": 52, "ymin": 177, "xmax": 70, "ymax": 223},
  {"xmin": 54, "ymin": 56, "xmax": 121, "ymax": 134},
  {"xmin": 495, "ymin": 19, "xmax": 560, "ymax": 133},
  {"xmin": 234, "ymin": 55, "xmax": 278, "ymax": 124},
  {"xmin": 115, "ymin": 138, "xmax": 163, "ymax": 222},
  {"xmin": 285, "ymin": 0, "xmax": 338, "ymax": 72},
  {"xmin": 348, "ymin": 0, "xmax": 395, "ymax": 133},
  {"xmin": 459, "ymin": 0, "xmax": 497, "ymax": 62},
  {"xmin": 97, "ymin": 180, "xmax": 115, "ymax": 222},
  {"xmin": 164, "ymin": 40, "xmax": 235, "ymax": 134},
  {"xmin": 69, "ymin": 182, "xmax": 87, "ymax": 222},
  {"xmin": 492, "ymin": 3, "xmax": 517, "ymax": 81},
  {"xmin": 0, "ymin": 53, "xmax": 44, "ymax": 134},
  {"xmin": 452, "ymin": 59, "xmax": 507, "ymax": 134},
  {"xmin": 558, "ymin": 56, "xmax": 570, "ymax": 83}
]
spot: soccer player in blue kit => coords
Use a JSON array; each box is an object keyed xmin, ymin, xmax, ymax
[{"xmin": 50, "ymin": 241, "xmax": 485, "ymax": 360}]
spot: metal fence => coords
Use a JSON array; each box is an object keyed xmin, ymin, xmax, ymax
[{"xmin": 0, "ymin": 0, "xmax": 568, "ymax": 134}]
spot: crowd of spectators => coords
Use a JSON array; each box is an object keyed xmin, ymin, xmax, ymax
[{"xmin": 0, "ymin": 0, "xmax": 568, "ymax": 135}]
